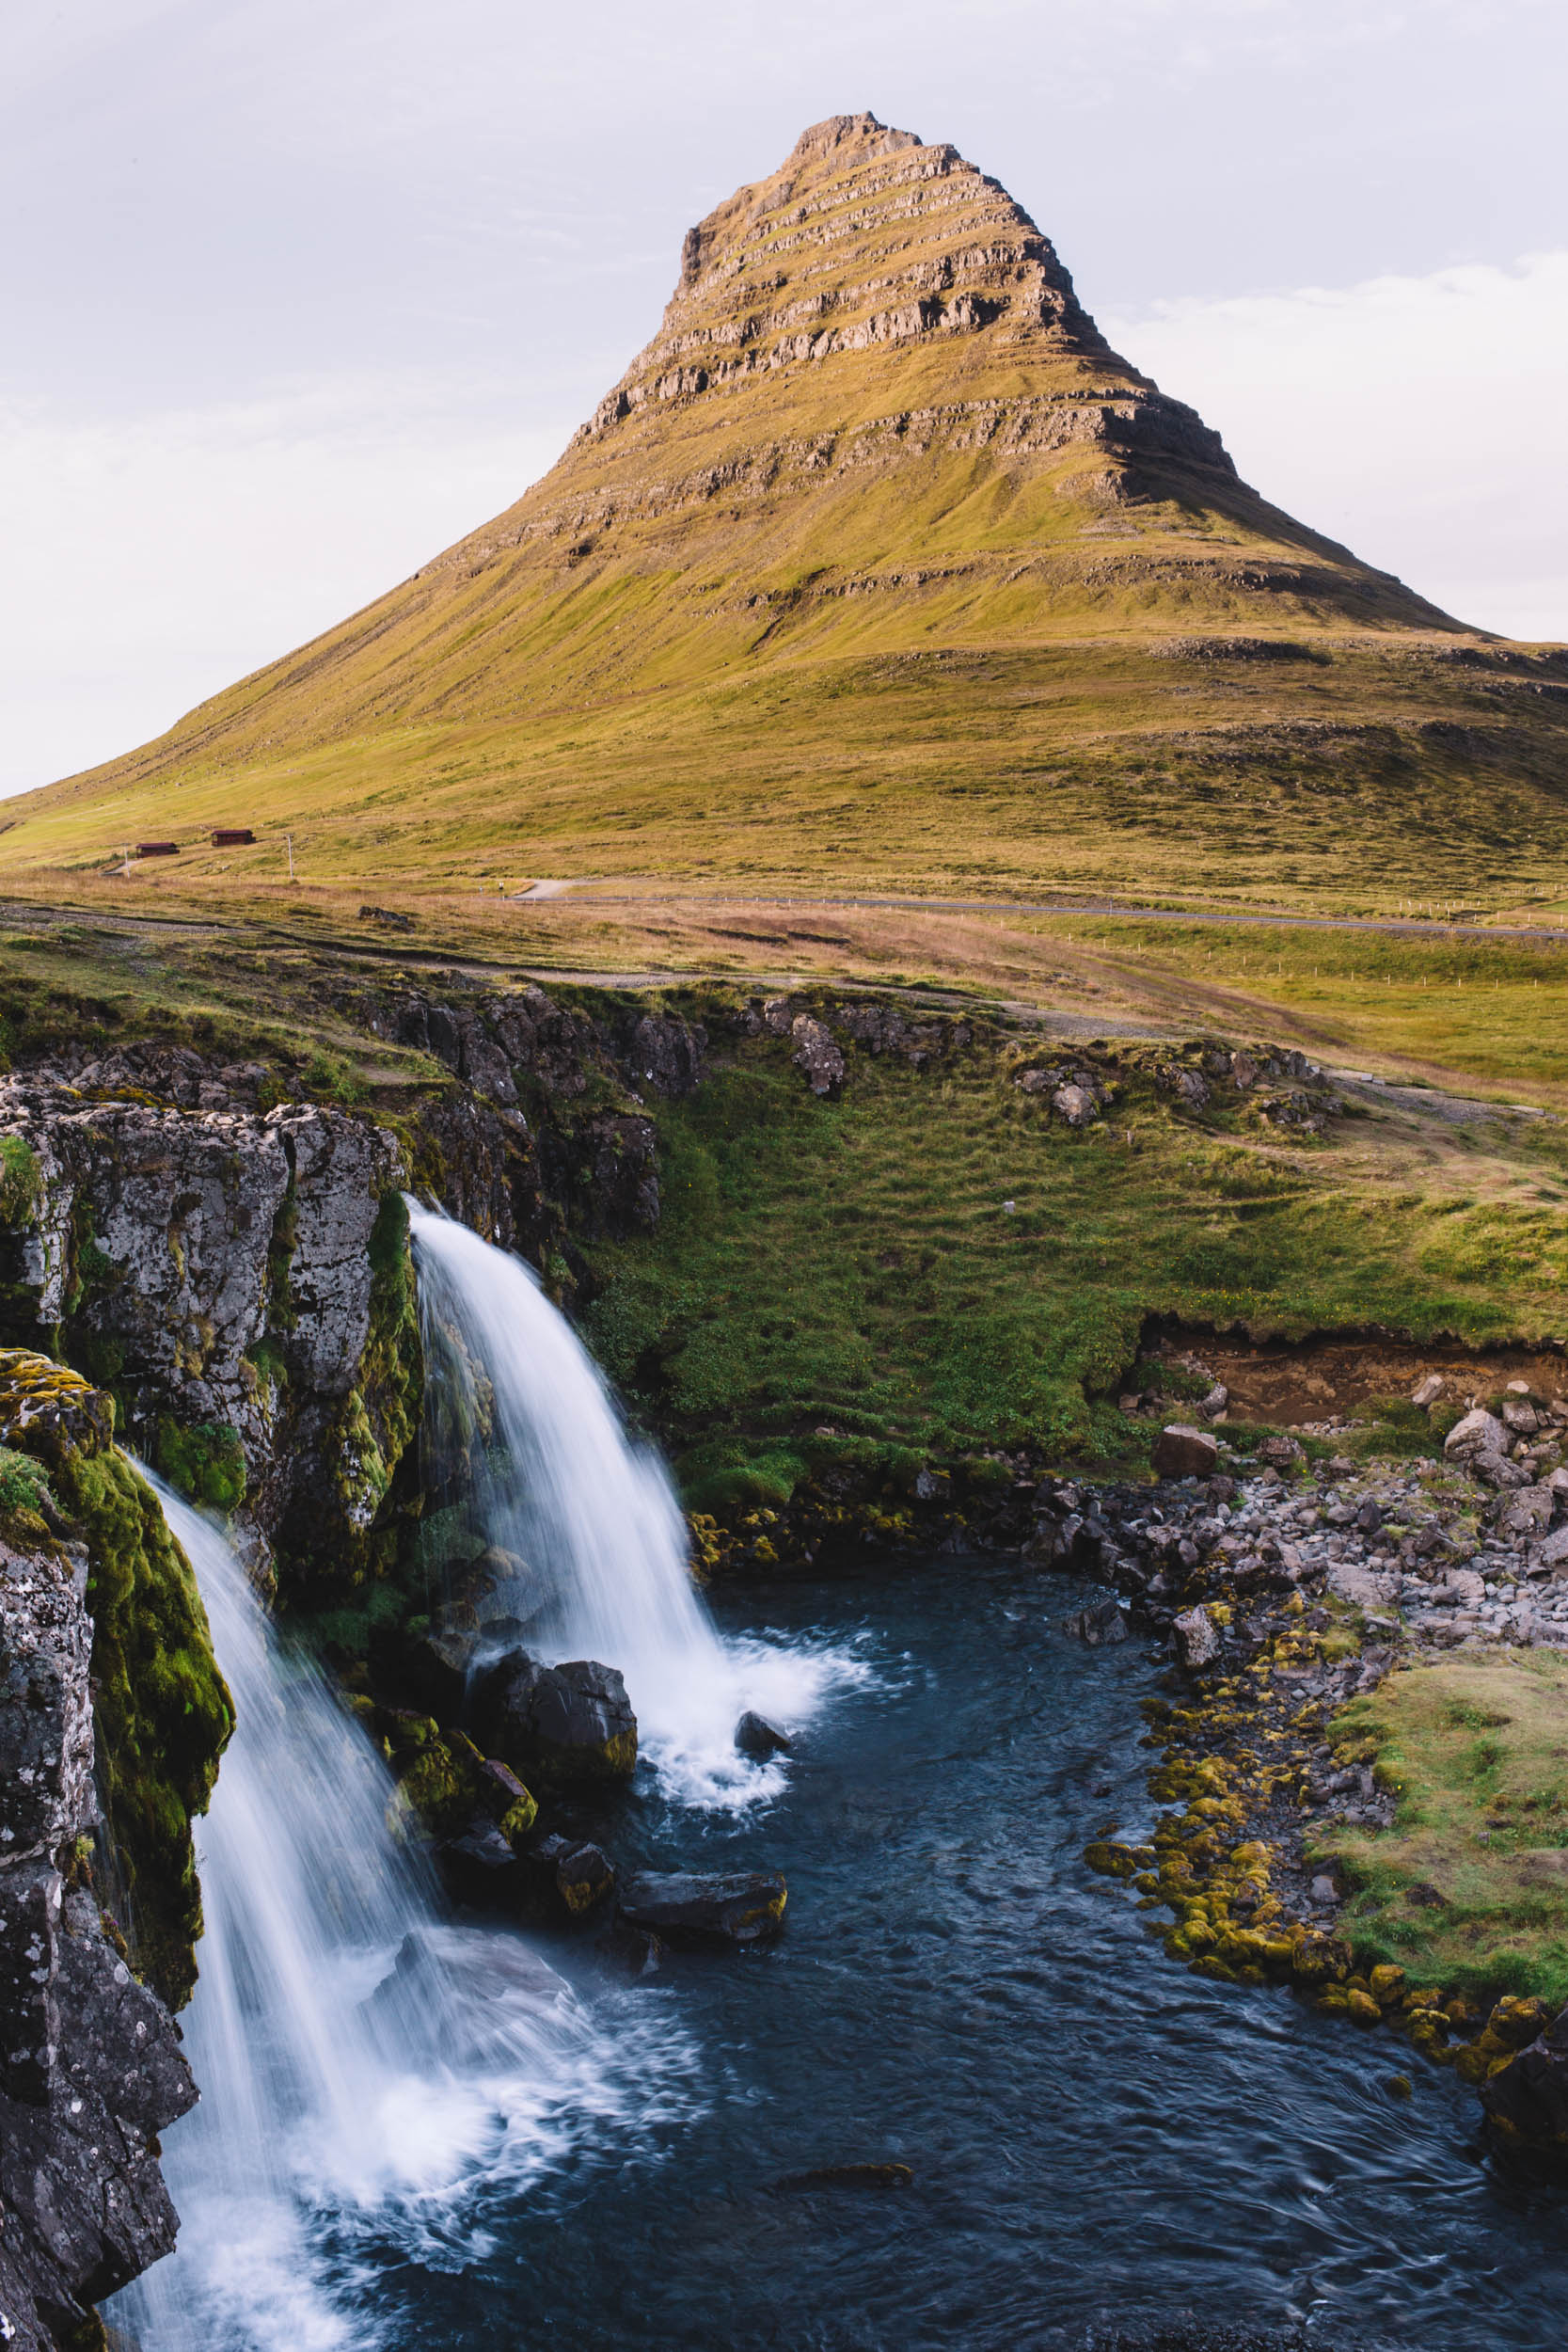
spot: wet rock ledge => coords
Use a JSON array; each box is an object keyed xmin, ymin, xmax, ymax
[{"xmin": 0, "ymin": 1359, "xmax": 210, "ymax": 2351}]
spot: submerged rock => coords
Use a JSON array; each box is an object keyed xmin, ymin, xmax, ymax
[
  {"xmin": 597, "ymin": 1919, "xmax": 664, "ymax": 1979},
  {"xmin": 735, "ymin": 1709, "xmax": 792, "ymax": 1757},
  {"xmin": 618, "ymin": 1869, "xmax": 788, "ymax": 1946},
  {"xmin": 1481, "ymin": 2008, "xmax": 1568, "ymax": 2148},
  {"xmin": 1068, "ymin": 1595, "xmax": 1127, "ymax": 1645},
  {"xmin": 774, "ymin": 2162, "xmax": 913, "ymax": 2191},
  {"xmin": 474, "ymin": 1652, "xmax": 638, "ymax": 1788}
]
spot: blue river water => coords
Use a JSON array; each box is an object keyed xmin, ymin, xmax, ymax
[{"xmin": 349, "ymin": 1550, "xmax": 1568, "ymax": 2352}]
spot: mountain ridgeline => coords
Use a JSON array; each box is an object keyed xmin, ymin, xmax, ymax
[{"xmin": 9, "ymin": 112, "xmax": 1568, "ymax": 906}]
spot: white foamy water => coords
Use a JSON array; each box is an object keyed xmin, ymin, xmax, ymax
[
  {"xmin": 409, "ymin": 1205, "xmax": 866, "ymax": 1806},
  {"xmin": 113, "ymin": 1479, "xmax": 700, "ymax": 2352}
]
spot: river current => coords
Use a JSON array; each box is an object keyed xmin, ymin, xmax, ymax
[{"xmin": 354, "ymin": 1550, "xmax": 1568, "ymax": 2351}]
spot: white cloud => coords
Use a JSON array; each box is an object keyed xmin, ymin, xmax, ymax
[
  {"xmin": 0, "ymin": 376, "xmax": 568, "ymax": 795},
  {"xmin": 1104, "ymin": 251, "xmax": 1568, "ymax": 641}
]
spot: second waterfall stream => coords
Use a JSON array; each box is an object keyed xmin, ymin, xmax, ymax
[
  {"xmin": 407, "ymin": 1201, "xmax": 852, "ymax": 1804},
  {"xmin": 116, "ymin": 1207, "xmax": 861, "ymax": 2345}
]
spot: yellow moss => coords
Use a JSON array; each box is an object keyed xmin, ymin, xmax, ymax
[{"xmin": 499, "ymin": 1791, "xmax": 539, "ymax": 1846}]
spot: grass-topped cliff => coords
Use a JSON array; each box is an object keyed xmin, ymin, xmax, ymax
[
  {"xmin": 4, "ymin": 113, "xmax": 1566, "ymax": 914},
  {"xmin": 0, "ymin": 902, "xmax": 1558, "ymax": 1508}
]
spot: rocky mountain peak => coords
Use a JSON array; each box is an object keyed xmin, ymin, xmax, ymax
[
  {"xmin": 586, "ymin": 114, "xmax": 1103, "ymax": 446},
  {"xmin": 24, "ymin": 110, "xmax": 1480, "ymax": 839}
]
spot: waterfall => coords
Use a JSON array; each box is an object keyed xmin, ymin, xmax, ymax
[
  {"xmin": 113, "ymin": 1478, "xmax": 696, "ymax": 2352},
  {"xmin": 408, "ymin": 1205, "xmax": 853, "ymax": 1806}
]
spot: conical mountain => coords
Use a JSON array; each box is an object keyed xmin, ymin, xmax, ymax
[{"xmin": 10, "ymin": 114, "xmax": 1565, "ymax": 910}]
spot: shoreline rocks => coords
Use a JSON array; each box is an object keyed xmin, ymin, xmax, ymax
[{"xmin": 1481, "ymin": 2008, "xmax": 1568, "ymax": 2149}]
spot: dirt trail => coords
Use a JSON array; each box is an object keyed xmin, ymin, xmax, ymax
[
  {"xmin": 1155, "ymin": 1326, "xmax": 1568, "ymax": 1431},
  {"xmin": 517, "ymin": 883, "xmax": 1568, "ymax": 946}
]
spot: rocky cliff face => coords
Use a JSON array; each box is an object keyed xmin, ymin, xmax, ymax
[
  {"xmin": 0, "ymin": 1077, "xmax": 404, "ymax": 1565},
  {"xmin": 437, "ymin": 109, "xmax": 1347, "ymax": 595},
  {"xmin": 0, "ymin": 984, "xmax": 705, "ymax": 1588},
  {"xmin": 0, "ymin": 1361, "xmax": 203, "ymax": 2350},
  {"xmin": 555, "ymin": 108, "xmax": 1227, "ymax": 512}
]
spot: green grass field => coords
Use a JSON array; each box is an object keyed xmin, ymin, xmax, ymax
[
  {"xmin": 1318, "ymin": 1654, "xmax": 1568, "ymax": 2006},
  {"xmin": 576, "ymin": 1022, "xmax": 1565, "ymax": 1502}
]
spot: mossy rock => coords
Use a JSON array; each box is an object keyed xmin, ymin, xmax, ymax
[
  {"xmin": 393, "ymin": 1736, "xmax": 481, "ymax": 1838},
  {"xmin": 0, "ymin": 1347, "xmax": 114, "ymax": 1464},
  {"xmin": 0, "ymin": 1374, "xmax": 238, "ymax": 2010}
]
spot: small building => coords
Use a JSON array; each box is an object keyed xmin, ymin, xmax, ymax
[
  {"xmin": 211, "ymin": 828, "xmax": 255, "ymax": 847},
  {"xmin": 135, "ymin": 842, "xmax": 180, "ymax": 857}
]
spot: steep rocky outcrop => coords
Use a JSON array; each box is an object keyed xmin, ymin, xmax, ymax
[
  {"xmin": 0, "ymin": 1080, "xmax": 408, "ymax": 1584},
  {"xmin": 0, "ymin": 1360, "xmax": 215, "ymax": 2348},
  {"xmin": 0, "ymin": 986, "xmax": 707, "ymax": 1610}
]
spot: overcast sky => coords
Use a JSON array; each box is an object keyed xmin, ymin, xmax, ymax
[{"xmin": 3, "ymin": 0, "xmax": 1564, "ymax": 793}]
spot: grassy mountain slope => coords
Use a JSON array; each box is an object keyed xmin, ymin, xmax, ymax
[{"xmin": 6, "ymin": 112, "xmax": 1567, "ymax": 909}]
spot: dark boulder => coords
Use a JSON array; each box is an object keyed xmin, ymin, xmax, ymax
[
  {"xmin": 618, "ymin": 1869, "xmax": 788, "ymax": 1946},
  {"xmin": 1481, "ymin": 2008, "xmax": 1568, "ymax": 2149},
  {"xmin": 476, "ymin": 1756, "xmax": 538, "ymax": 1838},
  {"xmin": 1152, "ymin": 1424, "xmax": 1219, "ymax": 1479},
  {"xmin": 473, "ymin": 1652, "xmax": 637, "ymax": 1788},
  {"xmin": 441, "ymin": 1817, "xmax": 528, "ymax": 1909},
  {"xmin": 400, "ymin": 1623, "xmax": 474, "ymax": 1719},
  {"xmin": 735, "ymin": 1710, "xmax": 792, "ymax": 1757},
  {"xmin": 446, "ymin": 1543, "xmax": 548, "ymax": 1631},
  {"xmin": 625, "ymin": 1012, "xmax": 706, "ymax": 1097},
  {"xmin": 556, "ymin": 1842, "xmax": 615, "ymax": 1915}
]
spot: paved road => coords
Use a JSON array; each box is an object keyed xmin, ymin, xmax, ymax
[{"xmin": 511, "ymin": 883, "xmax": 1568, "ymax": 945}]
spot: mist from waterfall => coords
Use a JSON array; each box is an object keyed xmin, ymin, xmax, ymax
[
  {"xmin": 408, "ymin": 1205, "xmax": 863, "ymax": 1806},
  {"xmin": 112, "ymin": 1478, "xmax": 698, "ymax": 2352}
]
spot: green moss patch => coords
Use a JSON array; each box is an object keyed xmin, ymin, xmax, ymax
[
  {"xmin": 54, "ymin": 1445, "xmax": 234, "ymax": 2008},
  {"xmin": 0, "ymin": 1134, "xmax": 41, "ymax": 1227},
  {"xmin": 1314, "ymin": 1652, "xmax": 1568, "ymax": 2007},
  {"xmin": 153, "ymin": 1417, "xmax": 247, "ymax": 1514},
  {"xmin": 0, "ymin": 1441, "xmax": 50, "ymax": 1516}
]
